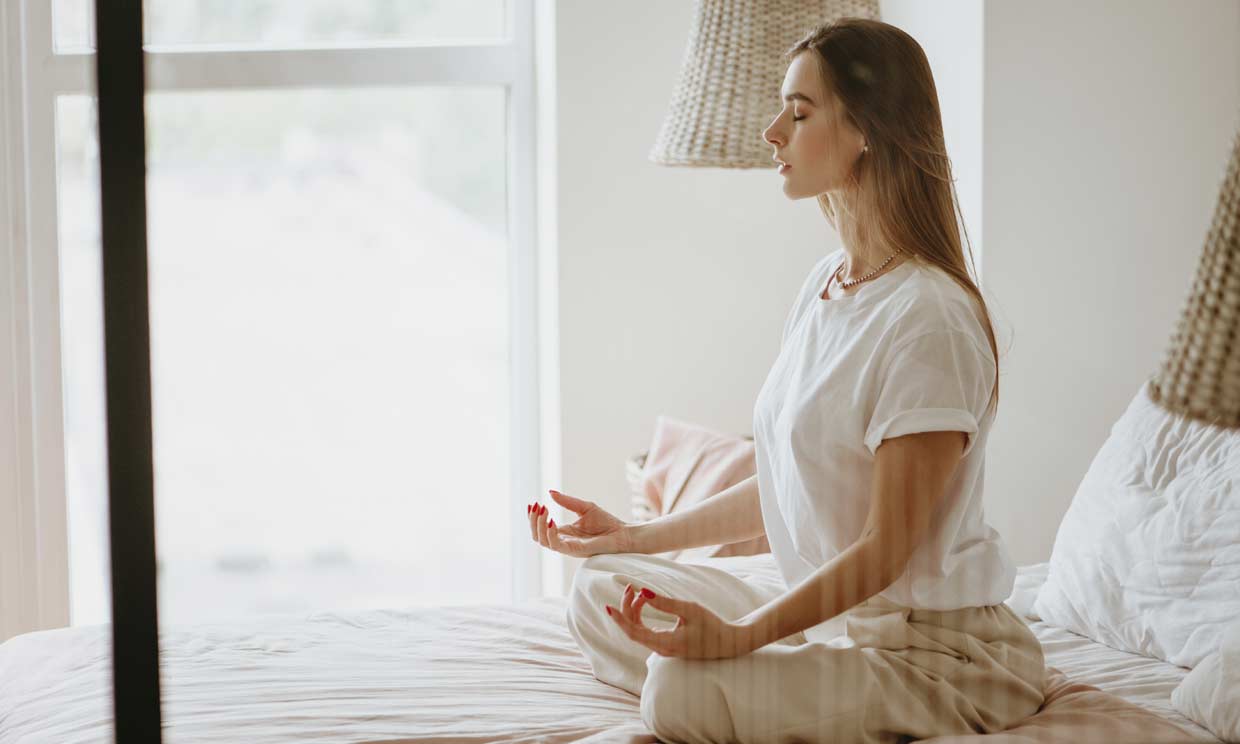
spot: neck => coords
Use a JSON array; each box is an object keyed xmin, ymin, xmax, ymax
[
  {"xmin": 824, "ymin": 189, "xmax": 907, "ymax": 282},
  {"xmin": 830, "ymin": 195, "xmax": 898, "ymax": 281},
  {"xmin": 839, "ymin": 246, "xmax": 902, "ymax": 282}
]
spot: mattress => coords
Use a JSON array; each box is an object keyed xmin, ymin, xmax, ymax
[{"xmin": 0, "ymin": 560, "xmax": 1222, "ymax": 743}]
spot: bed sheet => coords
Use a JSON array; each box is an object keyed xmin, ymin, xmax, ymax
[
  {"xmin": 1001, "ymin": 561, "xmax": 1220, "ymax": 743},
  {"xmin": 0, "ymin": 599, "xmax": 637, "ymax": 744},
  {"xmin": 0, "ymin": 560, "xmax": 1223, "ymax": 743},
  {"xmin": 1022, "ymin": 619, "xmax": 1220, "ymax": 742}
]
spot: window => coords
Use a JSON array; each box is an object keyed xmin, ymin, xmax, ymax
[
  {"xmin": 52, "ymin": 0, "xmax": 509, "ymax": 51},
  {"xmin": 2, "ymin": 0, "xmax": 547, "ymax": 637}
]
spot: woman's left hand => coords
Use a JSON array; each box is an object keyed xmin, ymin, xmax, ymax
[{"xmin": 605, "ymin": 583, "xmax": 753, "ymax": 660}]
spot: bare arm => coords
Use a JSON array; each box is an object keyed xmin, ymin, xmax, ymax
[
  {"xmin": 734, "ymin": 430, "xmax": 965, "ymax": 651},
  {"xmin": 622, "ymin": 473, "xmax": 764, "ymax": 555}
]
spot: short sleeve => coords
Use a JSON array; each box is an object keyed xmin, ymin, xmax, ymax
[{"xmin": 863, "ymin": 329, "xmax": 996, "ymax": 458}]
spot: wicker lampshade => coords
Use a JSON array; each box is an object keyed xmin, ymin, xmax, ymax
[
  {"xmin": 649, "ymin": 0, "xmax": 880, "ymax": 168},
  {"xmin": 1148, "ymin": 116, "xmax": 1240, "ymax": 428}
]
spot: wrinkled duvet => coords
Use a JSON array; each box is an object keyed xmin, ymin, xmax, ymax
[{"xmin": 0, "ymin": 564, "xmax": 1224, "ymax": 743}]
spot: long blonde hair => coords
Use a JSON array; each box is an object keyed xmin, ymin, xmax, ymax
[{"xmin": 786, "ymin": 18, "xmax": 1001, "ymax": 416}]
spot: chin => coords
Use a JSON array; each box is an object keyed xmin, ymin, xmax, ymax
[
  {"xmin": 782, "ymin": 175, "xmax": 834, "ymax": 200},
  {"xmin": 781, "ymin": 184, "xmax": 819, "ymax": 200}
]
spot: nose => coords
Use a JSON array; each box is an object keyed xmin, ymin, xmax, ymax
[{"xmin": 763, "ymin": 118, "xmax": 783, "ymax": 149}]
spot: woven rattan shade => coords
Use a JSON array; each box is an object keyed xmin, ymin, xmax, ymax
[
  {"xmin": 649, "ymin": 0, "xmax": 880, "ymax": 168},
  {"xmin": 1148, "ymin": 117, "xmax": 1240, "ymax": 428}
]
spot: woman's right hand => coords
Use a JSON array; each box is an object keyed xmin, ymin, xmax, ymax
[{"xmin": 528, "ymin": 489, "xmax": 634, "ymax": 558}]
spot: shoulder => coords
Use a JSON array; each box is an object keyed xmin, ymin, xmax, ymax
[
  {"xmin": 808, "ymin": 250, "xmax": 841, "ymax": 287},
  {"xmin": 792, "ymin": 250, "xmax": 840, "ymax": 302},
  {"xmin": 882, "ymin": 260, "xmax": 994, "ymax": 362}
]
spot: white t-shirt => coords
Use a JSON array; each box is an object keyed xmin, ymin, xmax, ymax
[{"xmin": 752, "ymin": 249, "xmax": 1015, "ymax": 643}]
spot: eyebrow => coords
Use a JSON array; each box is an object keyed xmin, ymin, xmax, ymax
[{"xmin": 782, "ymin": 91, "xmax": 816, "ymax": 105}]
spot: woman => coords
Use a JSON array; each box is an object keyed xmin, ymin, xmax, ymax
[{"xmin": 525, "ymin": 17, "xmax": 1046, "ymax": 744}]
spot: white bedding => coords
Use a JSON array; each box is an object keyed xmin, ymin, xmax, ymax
[
  {"xmin": 1030, "ymin": 380, "xmax": 1240, "ymax": 672},
  {"xmin": 1005, "ymin": 561, "xmax": 1221, "ymax": 743},
  {"xmin": 0, "ymin": 600, "xmax": 648, "ymax": 744},
  {"xmin": 1027, "ymin": 620, "xmax": 1221, "ymax": 742},
  {"xmin": 0, "ymin": 562, "xmax": 1223, "ymax": 743}
]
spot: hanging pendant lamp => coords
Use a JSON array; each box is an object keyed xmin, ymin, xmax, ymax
[
  {"xmin": 1148, "ymin": 114, "xmax": 1240, "ymax": 428},
  {"xmin": 649, "ymin": 0, "xmax": 880, "ymax": 168}
]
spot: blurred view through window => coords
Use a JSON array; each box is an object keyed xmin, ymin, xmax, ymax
[
  {"xmin": 52, "ymin": 0, "xmax": 508, "ymax": 50},
  {"xmin": 56, "ymin": 3, "xmax": 513, "ymax": 626}
]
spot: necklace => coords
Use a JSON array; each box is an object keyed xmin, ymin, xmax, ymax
[{"xmin": 831, "ymin": 247, "xmax": 904, "ymax": 290}]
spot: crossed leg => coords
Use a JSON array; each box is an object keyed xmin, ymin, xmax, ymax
[
  {"xmin": 566, "ymin": 552, "xmax": 804, "ymax": 697},
  {"xmin": 567, "ymin": 552, "xmax": 1045, "ymax": 744}
]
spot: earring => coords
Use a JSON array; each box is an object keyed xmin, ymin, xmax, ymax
[{"xmin": 863, "ymin": 143, "xmax": 869, "ymax": 153}]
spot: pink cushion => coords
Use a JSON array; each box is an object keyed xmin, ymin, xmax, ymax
[{"xmin": 638, "ymin": 416, "xmax": 769, "ymax": 560}]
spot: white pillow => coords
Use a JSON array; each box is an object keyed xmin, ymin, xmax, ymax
[
  {"xmin": 1031, "ymin": 380, "xmax": 1240, "ymax": 669},
  {"xmin": 1003, "ymin": 562, "xmax": 1048, "ymax": 621},
  {"xmin": 1171, "ymin": 621, "xmax": 1240, "ymax": 742}
]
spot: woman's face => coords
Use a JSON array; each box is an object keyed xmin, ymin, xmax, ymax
[{"xmin": 762, "ymin": 52, "xmax": 867, "ymax": 199}]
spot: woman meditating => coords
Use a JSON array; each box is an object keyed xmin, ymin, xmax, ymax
[{"xmin": 525, "ymin": 17, "xmax": 1046, "ymax": 744}]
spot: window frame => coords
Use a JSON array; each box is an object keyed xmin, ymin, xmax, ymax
[{"xmin": 0, "ymin": 0, "xmax": 554, "ymax": 641}]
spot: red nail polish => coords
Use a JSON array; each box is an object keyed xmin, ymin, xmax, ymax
[
  {"xmin": 641, "ymin": 588, "xmax": 655, "ymax": 599},
  {"xmin": 548, "ymin": 519, "xmax": 555, "ymax": 528},
  {"xmin": 540, "ymin": 505, "xmax": 547, "ymax": 516},
  {"xmin": 527, "ymin": 504, "xmax": 532, "ymax": 514},
  {"xmin": 605, "ymin": 606, "xmax": 612, "ymax": 616}
]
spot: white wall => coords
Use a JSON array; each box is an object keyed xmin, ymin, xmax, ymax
[
  {"xmin": 552, "ymin": 0, "xmax": 835, "ymax": 590},
  {"xmin": 551, "ymin": 0, "xmax": 1240, "ymax": 591},
  {"xmin": 880, "ymin": 0, "xmax": 985, "ymax": 278},
  {"xmin": 981, "ymin": 0, "xmax": 1240, "ymax": 564}
]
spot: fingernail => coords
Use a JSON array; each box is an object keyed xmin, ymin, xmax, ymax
[
  {"xmin": 540, "ymin": 505, "xmax": 547, "ymax": 516},
  {"xmin": 641, "ymin": 588, "xmax": 655, "ymax": 599},
  {"xmin": 548, "ymin": 519, "xmax": 555, "ymax": 529},
  {"xmin": 527, "ymin": 504, "xmax": 531, "ymax": 514},
  {"xmin": 605, "ymin": 606, "xmax": 612, "ymax": 616}
]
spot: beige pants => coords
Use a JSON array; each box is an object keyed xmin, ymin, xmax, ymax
[{"xmin": 566, "ymin": 552, "xmax": 1046, "ymax": 744}]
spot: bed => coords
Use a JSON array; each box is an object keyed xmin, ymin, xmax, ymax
[{"xmin": 0, "ymin": 558, "xmax": 1225, "ymax": 744}]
